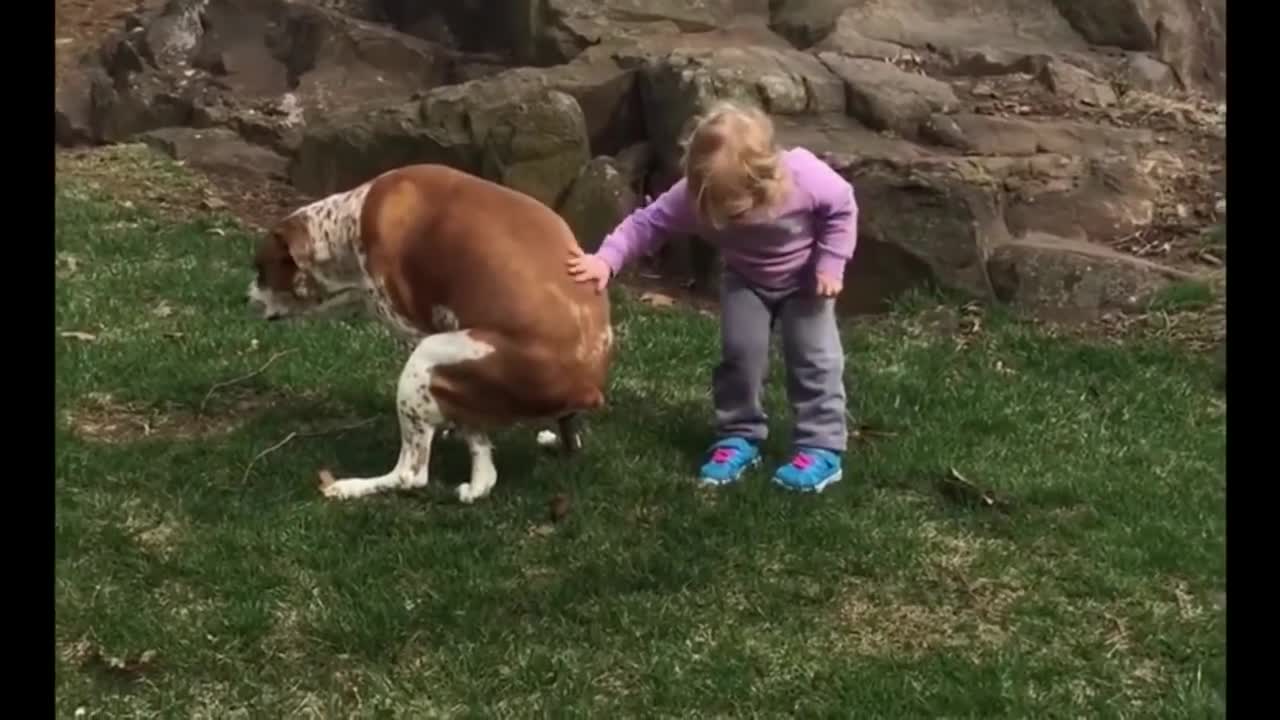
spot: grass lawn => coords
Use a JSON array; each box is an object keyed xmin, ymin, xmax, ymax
[{"xmin": 55, "ymin": 154, "xmax": 1225, "ymax": 717}]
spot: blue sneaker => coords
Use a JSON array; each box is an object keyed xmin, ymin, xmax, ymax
[
  {"xmin": 772, "ymin": 448, "xmax": 843, "ymax": 493},
  {"xmin": 698, "ymin": 437, "xmax": 761, "ymax": 486}
]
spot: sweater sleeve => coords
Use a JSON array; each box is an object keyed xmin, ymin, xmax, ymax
[
  {"xmin": 805, "ymin": 157, "xmax": 859, "ymax": 282},
  {"xmin": 594, "ymin": 179, "xmax": 699, "ymax": 276}
]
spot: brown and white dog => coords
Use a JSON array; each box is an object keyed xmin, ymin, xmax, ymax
[{"xmin": 247, "ymin": 164, "xmax": 613, "ymax": 503}]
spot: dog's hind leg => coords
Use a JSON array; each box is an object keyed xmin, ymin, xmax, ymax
[
  {"xmin": 534, "ymin": 413, "xmax": 584, "ymax": 455},
  {"xmin": 456, "ymin": 431, "xmax": 498, "ymax": 503},
  {"xmin": 427, "ymin": 329, "xmax": 603, "ymax": 502},
  {"xmin": 322, "ymin": 331, "xmax": 493, "ymax": 500},
  {"xmin": 321, "ymin": 405, "xmax": 435, "ymax": 500}
]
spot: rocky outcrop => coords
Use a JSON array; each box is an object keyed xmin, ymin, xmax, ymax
[
  {"xmin": 638, "ymin": 45, "xmax": 844, "ymax": 173},
  {"xmin": 138, "ymin": 126, "xmax": 290, "ymax": 180},
  {"xmin": 291, "ymin": 72, "xmax": 591, "ymax": 206},
  {"xmin": 59, "ymin": 0, "xmax": 461, "ymax": 148},
  {"xmin": 818, "ymin": 53, "xmax": 959, "ymax": 139},
  {"xmin": 55, "ymin": 0, "xmax": 1225, "ymax": 320},
  {"xmin": 559, "ymin": 156, "xmax": 642, "ymax": 252},
  {"xmin": 987, "ymin": 235, "xmax": 1195, "ymax": 317},
  {"xmin": 1050, "ymin": 0, "xmax": 1225, "ymax": 96}
]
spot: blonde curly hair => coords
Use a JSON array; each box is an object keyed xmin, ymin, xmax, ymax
[{"xmin": 681, "ymin": 101, "xmax": 790, "ymax": 229}]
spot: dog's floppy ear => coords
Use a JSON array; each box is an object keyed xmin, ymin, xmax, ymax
[{"xmin": 277, "ymin": 216, "xmax": 315, "ymax": 266}]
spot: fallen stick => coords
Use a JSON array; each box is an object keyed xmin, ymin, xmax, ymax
[
  {"xmin": 241, "ymin": 417, "xmax": 378, "ymax": 483},
  {"xmin": 200, "ymin": 349, "xmax": 296, "ymax": 413}
]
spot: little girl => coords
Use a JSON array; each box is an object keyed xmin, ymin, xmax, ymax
[{"xmin": 567, "ymin": 101, "xmax": 857, "ymax": 493}]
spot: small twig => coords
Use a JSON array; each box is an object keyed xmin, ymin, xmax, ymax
[
  {"xmin": 200, "ymin": 349, "xmax": 296, "ymax": 413},
  {"xmin": 240, "ymin": 417, "xmax": 378, "ymax": 483}
]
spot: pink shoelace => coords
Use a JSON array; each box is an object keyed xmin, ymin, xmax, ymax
[
  {"xmin": 790, "ymin": 453, "xmax": 815, "ymax": 469},
  {"xmin": 710, "ymin": 447, "xmax": 737, "ymax": 464}
]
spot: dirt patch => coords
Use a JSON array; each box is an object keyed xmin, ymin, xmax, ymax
[
  {"xmin": 57, "ymin": 144, "xmax": 221, "ymax": 219},
  {"xmin": 835, "ymin": 584, "xmax": 1018, "ymax": 658},
  {"xmin": 64, "ymin": 390, "xmax": 276, "ymax": 443},
  {"xmin": 57, "ymin": 144, "xmax": 312, "ymax": 232},
  {"xmin": 832, "ymin": 523, "xmax": 1023, "ymax": 659}
]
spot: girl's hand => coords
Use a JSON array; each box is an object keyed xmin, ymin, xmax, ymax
[
  {"xmin": 816, "ymin": 272, "xmax": 842, "ymax": 298},
  {"xmin": 567, "ymin": 247, "xmax": 612, "ymax": 293}
]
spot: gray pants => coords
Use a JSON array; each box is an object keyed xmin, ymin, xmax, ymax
[{"xmin": 713, "ymin": 269, "xmax": 848, "ymax": 453}]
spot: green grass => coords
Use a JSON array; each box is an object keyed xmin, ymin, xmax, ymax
[
  {"xmin": 1148, "ymin": 280, "xmax": 1215, "ymax": 313},
  {"xmin": 56, "ymin": 170, "xmax": 1225, "ymax": 717}
]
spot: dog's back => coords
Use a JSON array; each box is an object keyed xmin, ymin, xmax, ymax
[{"xmin": 357, "ymin": 164, "xmax": 612, "ymax": 427}]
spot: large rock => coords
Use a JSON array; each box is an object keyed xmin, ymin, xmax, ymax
[
  {"xmin": 987, "ymin": 235, "xmax": 1190, "ymax": 318},
  {"xmin": 137, "ymin": 126, "xmax": 291, "ymax": 180},
  {"xmin": 145, "ymin": 0, "xmax": 208, "ymax": 69},
  {"xmin": 59, "ymin": 0, "xmax": 455, "ymax": 147},
  {"xmin": 769, "ymin": 124, "xmax": 1003, "ymax": 307},
  {"xmin": 191, "ymin": 0, "xmax": 452, "ymax": 113},
  {"xmin": 921, "ymin": 114, "xmax": 1153, "ymax": 157},
  {"xmin": 817, "ymin": 53, "xmax": 959, "ymax": 139},
  {"xmin": 376, "ymin": 0, "xmax": 542, "ymax": 61},
  {"xmin": 1037, "ymin": 60, "xmax": 1117, "ymax": 107},
  {"xmin": 814, "ymin": 17, "xmax": 911, "ymax": 61},
  {"xmin": 829, "ymin": 0, "xmax": 1085, "ymax": 55},
  {"xmin": 55, "ymin": 65, "xmax": 107, "ymax": 146},
  {"xmin": 292, "ymin": 74, "xmax": 591, "ymax": 205},
  {"xmin": 767, "ymin": 0, "xmax": 845, "ymax": 48},
  {"xmin": 518, "ymin": 48, "xmax": 644, "ymax": 156},
  {"xmin": 1049, "ymin": 0, "xmax": 1225, "ymax": 96},
  {"xmin": 638, "ymin": 45, "xmax": 844, "ymax": 171},
  {"xmin": 289, "ymin": 100, "xmax": 437, "ymax": 195},
  {"xmin": 377, "ymin": 0, "xmax": 771, "ymax": 65},
  {"xmin": 1123, "ymin": 53, "xmax": 1181, "ymax": 94},
  {"xmin": 1003, "ymin": 154, "xmax": 1158, "ymax": 244},
  {"xmin": 558, "ymin": 156, "xmax": 641, "ymax": 252},
  {"xmin": 87, "ymin": 68, "xmax": 203, "ymax": 143}
]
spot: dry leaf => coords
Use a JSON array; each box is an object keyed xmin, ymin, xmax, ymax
[
  {"xmin": 527, "ymin": 523, "xmax": 555, "ymax": 538},
  {"xmin": 56, "ymin": 253, "xmax": 80, "ymax": 274},
  {"xmin": 152, "ymin": 302, "xmax": 174, "ymax": 318},
  {"xmin": 79, "ymin": 644, "xmax": 159, "ymax": 680},
  {"xmin": 60, "ymin": 331, "xmax": 97, "ymax": 342},
  {"xmin": 935, "ymin": 467, "xmax": 1011, "ymax": 513},
  {"xmin": 850, "ymin": 423, "xmax": 899, "ymax": 442},
  {"xmin": 639, "ymin": 291, "xmax": 676, "ymax": 308}
]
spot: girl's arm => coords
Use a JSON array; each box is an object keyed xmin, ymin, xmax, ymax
[
  {"xmin": 594, "ymin": 179, "xmax": 699, "ymax": 277},
  {"xmin": 806, "ymin": 160, "xmax": 859, "ymax": 282}
]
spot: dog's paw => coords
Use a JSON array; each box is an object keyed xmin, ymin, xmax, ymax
[
  {"xmin": 535, "ymin": 429, "xmax": 560, "ymax": 450},
  {"xmin": 318, "ymin": 469, "xmax": 358, "ymax": 500},
  {"xmin": 456, "ymin": 482, "xmax": 488, "ymax": 504}
]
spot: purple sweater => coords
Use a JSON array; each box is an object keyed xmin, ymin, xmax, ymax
[{"xmin": 595, "ymin": 147, "xmax": 858, "ymax": 290}]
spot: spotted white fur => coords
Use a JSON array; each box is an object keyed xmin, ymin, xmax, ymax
[
  {"xmin": 322, "ymin": 331, "xmax": 499, "ymax": 502},
  {"xmin": 246, "ymin": 181, "xmax": 374, "ymax": 323}
]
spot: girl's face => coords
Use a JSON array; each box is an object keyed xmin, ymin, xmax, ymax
[{"xmin": 701, "ymin": 173, "xmax": 759, "ymax": 226}]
